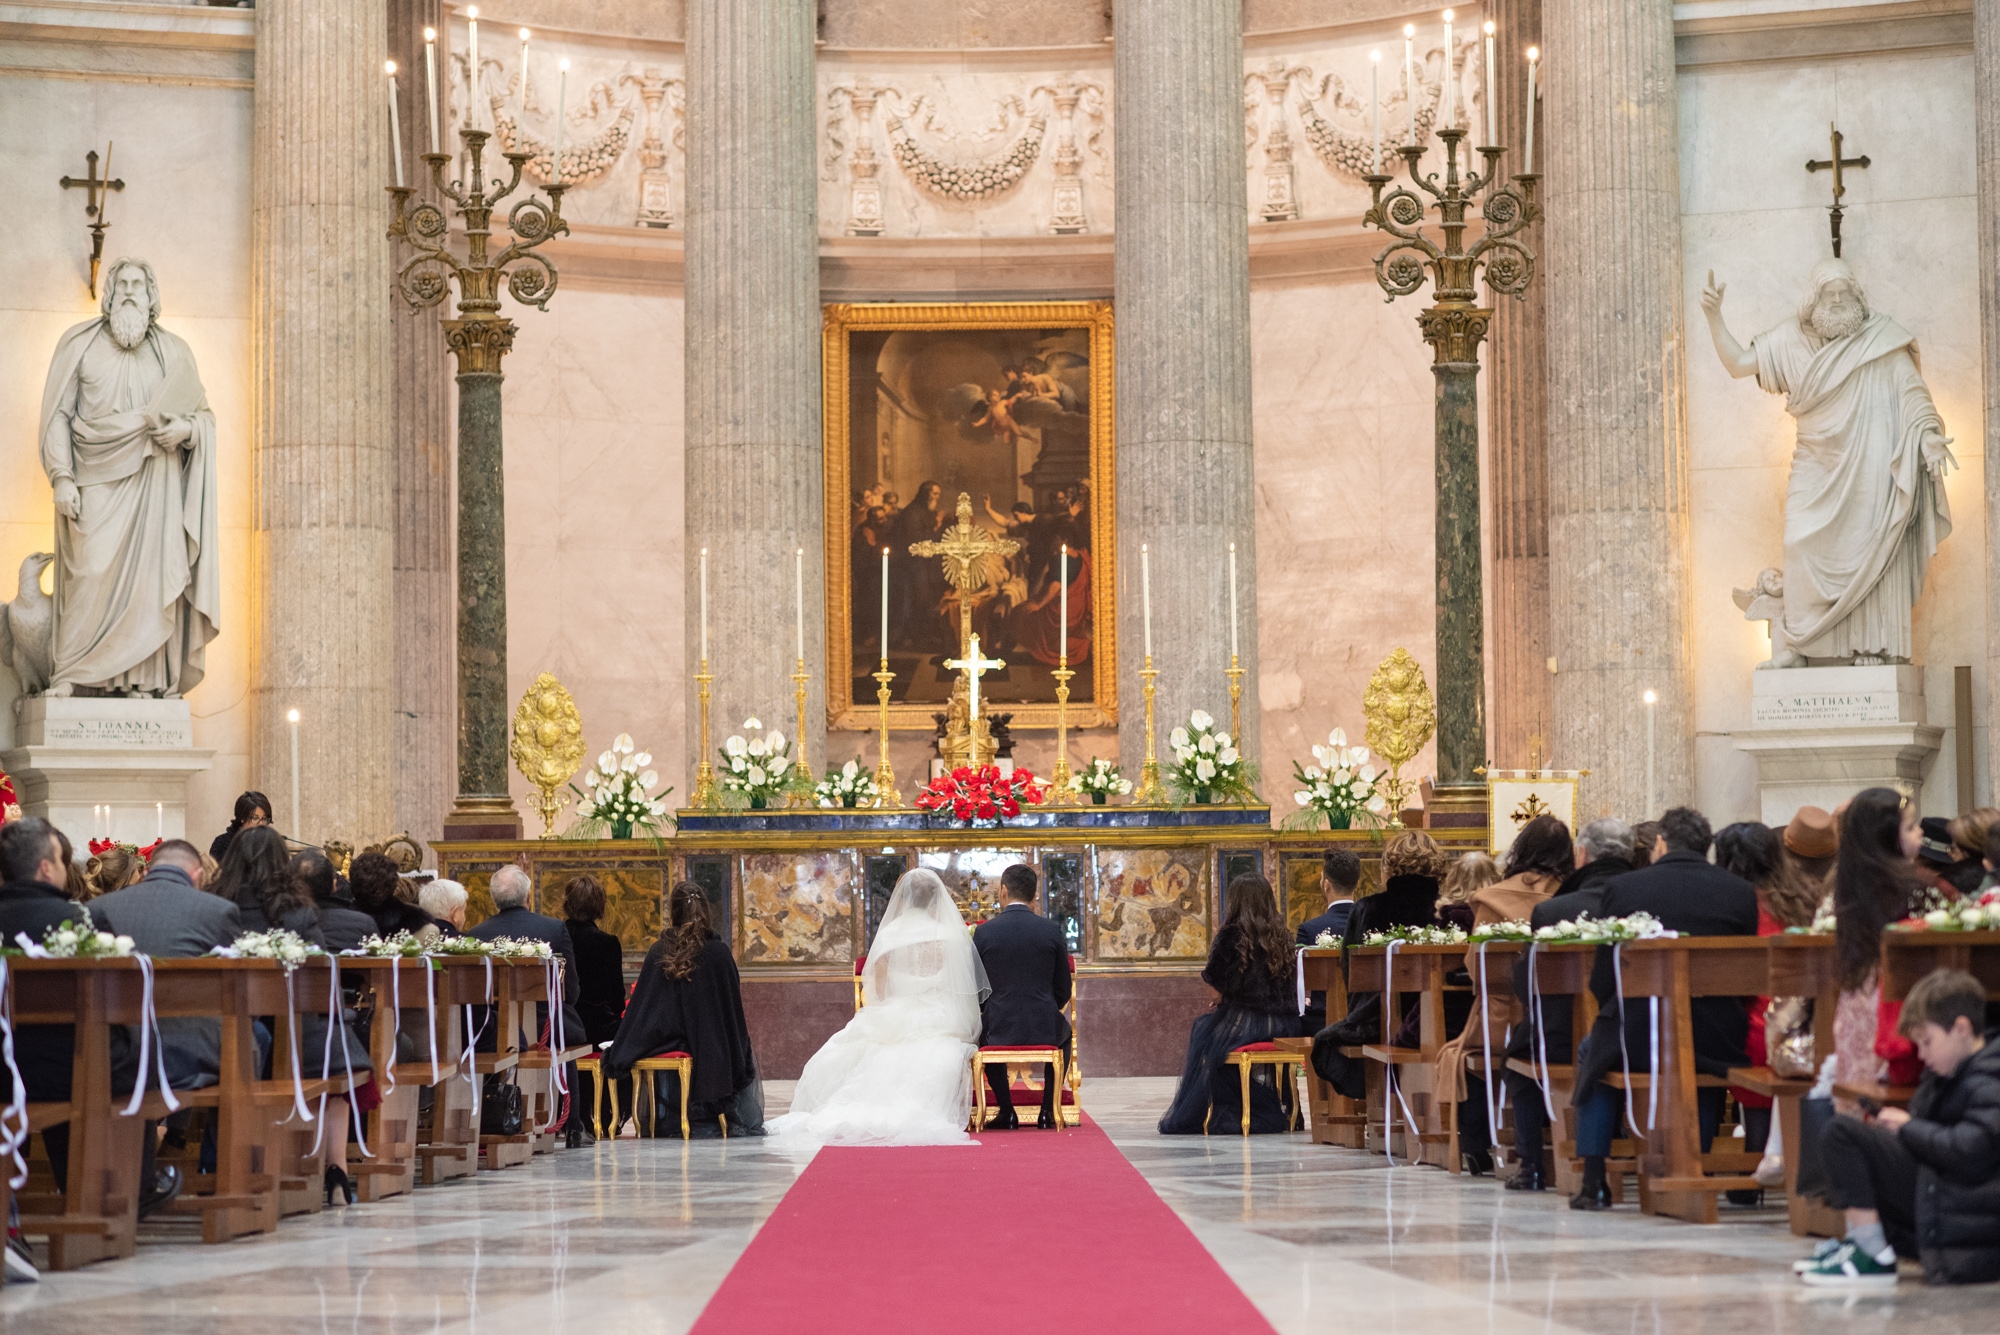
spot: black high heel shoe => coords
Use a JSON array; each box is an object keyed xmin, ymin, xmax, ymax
[{"xmin": 324, "ymin": 1165, "xmax": 356, "ymax": 1206}]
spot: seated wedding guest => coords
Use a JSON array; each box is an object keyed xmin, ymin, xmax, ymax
[
  {"xmin": 291, "ymin": 849, "xmax": 376, "ymax": 952},
  {"xmin": 1310, "ymin": 832, "xmax": 1446, "ymax": 1100},
  {"xmin": 197, "ymin": 847, "xmax": 222, "ymax": 895},
  {"xmin": 1160, "ymin": 874, "xmax": 1300, "ymax": 1135},
  {"xmin": 1440, "ymin": 816, "xmax": 1572, "ymax": 1174},
  {"xmin": 1436, "ymin": 851, "xmax": 1502, "ymax": 932},
  {"xmin": 350, "ymin": 851, "xmax": 436, "ymax": 942},
  {"xmin": 470, "ymin": 865, "xmax": 585, "ymax": 1041},
  {"xmin": 603, "ymin": 882, "xmax": 762, "ymax": 1136},
  {"xmin": 283, "ymin": 847, "xmax": 378, "ymax": 1203},
  {"xmin": 1784, "ymin": 805, "xmax": 1839, "ymax": 895},
  {"xmin": 1629, "ymin": 820, "xmax": 1663, "ymax": 869},
  {"xmin": 1501, "ymin": 816, "xmax": 1635, "ymax": 1191},
  {"xmin": 53, "ymin": 827, "xmax": 90, "ymax": 902},
  {"xmin": 81, "ymin": 843, "xmax": 144, "ymax": 902},
  {"xmin": 209, "ymin": 790, "xmax": 273, "ymax": 864},
  {"xmin": 1569, "ymin": 806, "xmax": 1758, "ymax": 1210},
  {"xmin": 564, "ymin": 874, "xmax": 628, "ymax": 1146},
  {"xmin": 420, "ymin": 878, "xmax": 469, "ymax": 934},
  {"xmin": 1296, "ymin": 850, "xmax": 1361, "ymax": 1034},
  {"xmin": 1946, "ymin": 809, "xmax": 1999, "ymax": 897},
  {"xmin": 1915, "ymin": 816, "xmax": 1971, "ymax": 900},
  {"xmin": 214, "ymin": 825, "xmax": 322, "ymax": 942},
  {"xmin": 1833, "ymin": 789, "xmax": 1925, "ymax": 1110},
  {"xmin": 972, "ymin": 864, "xmax": 1073, "ymax": 1130},
  {"xmin": 1798, "ymin": 967, "xmax": 2000, "ymax": 1288}
]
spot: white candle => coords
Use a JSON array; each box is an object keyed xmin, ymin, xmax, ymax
[
  {"xmin": 1483, "ymin": 21, "xmax": 1496, "ymax": 146},
  {"xmin": 1404, "ymin": 25, "xmax": 1417, "ymax": 143},
  {"xmin": 1228, "ymin": 542, "xmax": 1239, "ymax": 660},
  {"xmin": 699, "ymin": 547, "xmax": 709, "ymax": 663},
  {"xmin": 386, "ymin": 62, "xmax": 405, "ymax": 188},
  {"xmin": 1643, "ymin": 689, "xmax": 1657, "ymax": 818},
  {"xmin": 466, "ymin": 7, "xmax": 479, "ymax": 130},
  {"xmin": 1370, "ymin": 51, "xmax": 1382, "ymax": 172},
  {"xmin": 795, "ymin": 548, "xmax": 805, "ymax": 662},
  {"xmin": 880, "ymin": 546, "xmax": 890, "ymax": 656},
  {"xmin": 1448, "ymin": 10, "xmax": 1464, "ymax": 129},
  {"xmin": 1059, "ymin": 544, "xmax": 1069, "ymax": 660},
  {"xmin": 553, "ymin": 58, "xmax": 569, "ymax": 184},
  {"xmin": 156, "ymin": 802, "xmax": 163, "ymax": 840},
  {"xmin": 968, "ymin": 635, "xmax": 983, "ymax": 721},
  {"xmin": 423, "ymin": 27, "xmax": 440, "ymax": 153},
  {"xmin": 1524, "ymin": 47, "xmax": 1539, "ymax": 173},
  {"xmin": 1141, "ymin": 543, "xmax": 1153, "ymax": 659},
  {"xmin": 517, "ymin": 27, "xmax": 530, "ymax": 108},
  {"xmin": 287, "ymin": 708, "xmax": 301, "ymax": 838}
]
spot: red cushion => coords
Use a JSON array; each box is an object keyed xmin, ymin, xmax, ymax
[
  {"xmin": 643, "ymin": 1050, "xmax": 692, "ymax": 1061},
  {"xmin": 1231, "ymin": 1042, "xmax": 1283, "ymax": 1053},
  {"xmin": 979, "ymin": 1045, "xmax": 1063, "ymax": 1054}
]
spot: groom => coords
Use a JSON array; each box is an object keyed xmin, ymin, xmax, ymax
[{"xmin": 972, "ymin": 864, "xmax": 1073, "ymax": 1129}]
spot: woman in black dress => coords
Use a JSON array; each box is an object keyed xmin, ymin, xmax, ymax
[
  {"xmin": 1159, "ymin": 874, "xmax": 1300, "ymax": 1135},
  {"xmin": 213, "ymin": 827, "xmax": 320, "ymax": 941},
  {"xmin": 603, "ymin": 882, "xmax": 762, "ymax": 1136},
  {"xmin": 209, "ymin": 790, "xmax": 273, "ymax": 865}
]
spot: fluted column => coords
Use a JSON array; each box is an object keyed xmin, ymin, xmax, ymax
[
  {"xmin": 1979, "ymin": 0, "xmax": 2000, "ymax": 806},
  {"xmin": 388, "ymin": 0, "xmax": 452, "ymax": 851},
  {"xmin": 251, "ymin": 0, "xmax": 395, "ymax": 845},
  {"xmin": 1487, "ymin": 0, "xmax": 1551, "ymax": 770},
  {"xmin": 1113, "ymin": 0, "xmax": 1261, "ymax": 780},
  {"xmin": 684, "ymin": 0, "xmax": 822, "ymax": 793},
  {"xmin": 1544, "ymin": 0, "xmax": 1690, "ymax": 819}
]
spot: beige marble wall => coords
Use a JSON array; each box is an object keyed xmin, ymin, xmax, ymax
[{"xmin": 1679, "ymin": 48, "xmax": 1985, "ymax": 820}]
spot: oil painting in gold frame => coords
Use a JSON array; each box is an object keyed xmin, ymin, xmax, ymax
[{"xmin": 823, "ymin": 301, "xmax": 1117, "ymax": 732}]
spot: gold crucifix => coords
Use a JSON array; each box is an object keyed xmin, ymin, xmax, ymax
[
  {"xmin": 60, "ymin": 144, "xmax": 126, "ymax": 298},
  {"xmin": 1805, "ymin": 122, "xmax": 1869, "ymax": 259},
  {"xmin": 909, "ymin": 492, "xmax": 1019, "ymax": 656}
]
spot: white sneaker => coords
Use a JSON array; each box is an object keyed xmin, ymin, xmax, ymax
[
  {"xmin": 5, "ymin": 1236, "xmax": 39, "ymax": 1284},
  {"xmin": 1792, "ymin": 1237, "xmax": 1842, "ymax": 1272},
  {"xmin": 1798, "ymin": 1241, "xmax": 1898, "ymax": 1289}
]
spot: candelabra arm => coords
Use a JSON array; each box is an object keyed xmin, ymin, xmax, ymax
[
  {"xmin": 421, "ymin": 150, "xmax": 468, "ymax": 209},
  {"xmin": 690, "ymin": 660, "xmax": 721, "ymax": 810},
  {"xmin": 1132, "ymin": 659, "xmax": 1167, "ymax": 806},
  {"xmin": 786, "ymin": 659, "xmax": 815, "ymax": 807},
  {"xmin": 486, "ymin": 149, "xmax": 531, "ymax": 208},
  {"xmin": 1047, "ymin": 659, "xmax": 1079, "ymax": 806},
  {"xmin": 871, "ymin": 662, "xmax": 903, "ymax": 807}
]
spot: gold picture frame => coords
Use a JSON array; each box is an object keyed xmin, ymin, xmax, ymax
[{"xmin": 822, "ymin": 300, "xmax": 1118, "ymax": 732}]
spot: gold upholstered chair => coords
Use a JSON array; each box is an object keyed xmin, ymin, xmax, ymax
[
  {"xmin": 969, "ymin": 957, "xmax": 1081, "ymax": 1131},
  {"xmin": 1207, "ymin": 1042, "xmax": 1306, "ymax": 1136}
]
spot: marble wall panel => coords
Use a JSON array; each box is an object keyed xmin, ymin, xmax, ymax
[
  {"xmin": 740, "ymin": 851, "xmax": 858, "ymax": 964},
  {"xmin": 1092, "ymin": 847, "xmax": 1209, "ymax": 960}
]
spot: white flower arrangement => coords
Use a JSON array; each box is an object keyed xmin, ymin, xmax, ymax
[
  {"xmin": 572, "ymin": 732, "xmax": 671, "ymax": 837},
  {"xmin": 1068, "ymin": 757, "xmax": 1132, "ymax": 802},
  {"xmin": 431, "ymin": 936, "xmax": 495, "ymax": 957},
  {"xmin": 720, "ymin": 717, "xmax": 794, "ymax": 808},
  {"xmin": 1287, "ymin": 728, "xmax": 1385, "ymax": 830},
  {"xmin": 345, "ymin": 931, "xmax": 428, "ymax": 959},
  {"xmin": 23, "ymin": 920, "xmax": 135, "ymax": 959},
  {"xmin": 1893, "ymin": 901, "xmax": 2000, "ymax": 934},
  {"xmin": 1515, "ymin": 912, "xmax": 1678, "ymax": 944},
  {"xmin": 213, "ymin": 929, "xmax": 324, "ymax": 969},
  {"xmin": 1362, "ymin": 924, "xmax": 1469, "ymax": 946},
  {"xmin": 486, "ymin": 937, "xmax": 555, "ymax": 960},
  {"xmin": 1166, "ymin": 709, "xmax": 1254, "ymax": 804},
  {"xmin": 815, "ymin": 758, "xmax": 881, "ymax": 809}
]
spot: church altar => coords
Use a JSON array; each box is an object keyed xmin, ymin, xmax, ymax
[{"xmin": 434, "ymin": 810, "xmax": 1484, "ymax": 1078}]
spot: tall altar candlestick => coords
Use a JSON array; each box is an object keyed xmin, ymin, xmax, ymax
[
  {"xmin": 1228, "ymin": 542, "xmax": 1239, "ymax": 659},
  {"xmin": 699, "ymin": 547, "xmax": 708, "ymax": 662},
  {"xmin": 1482, "ymin": 21, "xmax": 1496, "ymax": 145},
  {"xmin": 1059, "ymin": 544, "xmax": 1069, "ymax": 651},
  {"xmin": 1442, "ymin": 10, "xmax": 1455, "ymax": 130},
  {"xmin": 794, "ymin": 548, "xmax": 805, "ymax": 661},
  {"xmin": 423, "ymin": 27, "xmax": 440, "ymax": 152},
  {"xmin": 880, "ymin": 546, "xmax": 890, "ymax": 652},
  {"xmin": 1141, "ymin": 543, "xmax": 1153, "ymax": 658},
  {"xmin": 1403, "ymin": 25, "xmax": 1417, "ymax": 143},
  {"xmin": 386, "ymin": 63, "xmax": 405, "ymax": 187},
  {"xmin": 1524, "ymin": 47, "xmax": 1539, "ymax": 173},
  {"xmin": 466, "ymin": 7, "xmax": 479, "ymax": 130},
  {"xmin": 553, "ymin": 58, "xmax": 569, "ymax": 183},
  {"xmin": 1370, "ymin": 51, "xmax": 1382, "ymax": 172},
  {"xmin": 287, "ymin": 708, "xmax": 301, "ymax": 839},
  {"xmin": 517, "ymin": 27, "xmax": 530, "ymax": 107}
]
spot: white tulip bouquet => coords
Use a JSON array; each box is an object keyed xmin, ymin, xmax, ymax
[
  {"xmin": 1166, "ymin": 710, "xmax": 1254, "ymax": 804},
  {"xmin": 815, "ymin": 758, "xmax": 881, "ymax": 809},
  {"xmin": 1069, "ymin": 756, "xmax": 1132, "ymax": 804},
  {"xmin": 1287, "ymin": 728, "xmax": 1385, "ymax": 830},
  {"xmin": 720, "ymin": 717, "xmax": 794, "ymax": 809},
  {"xmin": 572, "ymin": 732, "xmax": 671, "ymax": 838}
]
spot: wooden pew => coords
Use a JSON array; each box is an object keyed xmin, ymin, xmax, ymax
[
  {"xmin": 416, "ymin": 957, "xmax": 497, "ymax": 1184},
  {"xmin": 1495, "ymin": 942, "xmax": 1604, "ymax": 1192},
  {"xmin": 508, "ymin": 959, "xmax": 592, "ymax": 1153},
  {"xmin": 1298, "ymin": 948, "xmax": 1365, "ymax": 1147},
  {"xmin": 1346, "ymin": 943, "xmax": 1469, "ymax": 1167},
  {"xmin": 338, "ymin": 957, "xmax": 454, "ymax": 1202},
  {"xmin": 257, "ymin": 956, "xmax": 369, "ymax": 1218},
  {"xmin": 1726, "ymin": 932, "xmax": 1843, "ymax": 1237},
  {"xmin": 475, "ymin": 960, "xmax": 533, "ymax": 1169}
]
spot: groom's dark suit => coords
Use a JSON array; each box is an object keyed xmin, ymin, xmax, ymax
[{"xmin": 972, "ymin": 901, "xmax": 1073, "ymax": 1126}]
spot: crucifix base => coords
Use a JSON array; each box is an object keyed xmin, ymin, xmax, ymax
[{"xmin": 938, "ymin": 711, "xmax": 998, "ymax": 771}]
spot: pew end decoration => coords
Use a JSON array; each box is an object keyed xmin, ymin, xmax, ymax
[
  {"xmin": 915, "ymin": 764, "xmax": 1046, "ymax": 828},
  {"xmin": 20, "ymin": 920, "xmax": 135, "ymax": 958},
  {"xmin": 718, "ymin": 717, "xmax": 793, "ymax": 810},
  {"xmin": 1286, "ymin": 727, "xmax": 1384, "ymax": 830},
  {"xmin": 571, "ymin": 732, "xmax": 671, "ymax": 839},
  {"xmin": 1166, "ymin": 710, "xmax": 1254, "ymax": 805},
  {"xmin": 212, "ymin": 929, "xmax": 324, "ymax": 969}
]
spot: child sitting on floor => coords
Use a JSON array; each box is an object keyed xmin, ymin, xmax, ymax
[{"xmin": 1798, "ymin": 966, "xmax": 2000, "ymax": 1288}]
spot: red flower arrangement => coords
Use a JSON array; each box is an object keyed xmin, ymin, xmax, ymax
[
  {"xmin": 914, "ymin": 765, "xmax": 1047, "ymax": 827},
  {"xmin": 0, "ymin": 768, "xmax": 18, "ymax": 828},
  {"xmin": 87, "ymin": 837, "xmax": 163, "ymax": 861}
]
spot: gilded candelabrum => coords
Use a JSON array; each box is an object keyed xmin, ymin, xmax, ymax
[
  {"xmin": 1046, "ymin": 654, "xmax": 1079, "ymax": 806},
  {"xmin": 871, "ymin": 661, "xmax": 902, "ymax": 807},
  {"xmin": 690, "ymin": 659, "xmax": 721, "ymax": 809},
  {"xmin": 389, "ymin": 127, "xmax": 567, "ymax": 839},
  {"xmin": 1132, "ymin": 656, "xmax": 1166, "ymax": 805},
  {"xmin": 786, "ymin": 657, "xmax": 816, "ymax": 807},
  {"xmin": 1363, "ymin": 124, "xmax": 1538, "ymax": 790}
]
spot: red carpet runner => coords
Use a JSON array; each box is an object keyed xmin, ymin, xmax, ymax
[{"xmin": 690, "ymin": 1116, "xmax": 1276, "ymax": 1333}]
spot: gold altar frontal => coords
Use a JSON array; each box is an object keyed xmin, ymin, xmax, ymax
[{"xmin": 436, "ymin": 815, "xmax": 1484, "ymax": 1079}]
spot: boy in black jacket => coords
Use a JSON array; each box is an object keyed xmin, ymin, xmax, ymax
[{"xmin": 1800, "ymin": 967, "xmax": 2000, "ymax": 1287}]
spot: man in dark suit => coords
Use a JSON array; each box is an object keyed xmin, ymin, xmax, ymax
[
  {"xmin": 468, "ymin": 864, "xmax": 585, "ymax": 1038},
  {"xmin": 971, "ymin": 864, "xmax": 1072, "ymax": 1129},
  {"xmin": 1295, "ymin": 849, "xmax": 1360, "ymax": 1033},
  {"xmin": 1568, "ymin": 806, "xmax": 1759, "ymax": 1210}
]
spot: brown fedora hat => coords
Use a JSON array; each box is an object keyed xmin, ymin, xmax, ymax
[{"xmin": 1784, "ymin": 805, "xmax": 1837, "ymax": 859}]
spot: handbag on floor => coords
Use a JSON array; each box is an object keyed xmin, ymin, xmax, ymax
[{"xmin": 481, "ymin": 1074, "xmax": 524, "ymax": 1136}]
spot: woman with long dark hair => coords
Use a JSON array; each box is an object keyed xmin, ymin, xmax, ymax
[
  {"xmin": 213, "ymin": 826, "xmax": 319, "ymax": 941},
  {"xmin": 1714, "ymin": 820, "xmax": 1815, "ymax": 1162},
  {"xmin": 209, "ymin": 790, "xmax": 273, "ymax": 863},
  {"xmin": 290, "ymin": 849, "xmax": 377, "ymax": 953},
  {"xmin": 602, "ymin": 882, "xmax": 762, "ymax": 1136},
  {"xmin": 1159, "ymin": 874, "xmax": 1300, "ymax": 1135},
  {"xmin": 1831, "ymin": 788, "xmax": 1924, "ymax": 1094}
]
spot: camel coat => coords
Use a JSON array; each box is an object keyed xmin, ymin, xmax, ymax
[{"xmin": 1434, "ymin": 871, "xmax": 1561, "ymax": 1103}]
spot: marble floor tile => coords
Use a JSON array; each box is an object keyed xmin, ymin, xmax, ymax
[{"xmin": 0, "ymin": 1077, "xmax": 1983, "ymax": 1334}]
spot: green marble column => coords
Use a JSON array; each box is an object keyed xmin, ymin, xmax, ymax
[{"xmin": 1433, "ymin": 357, "xmax": 1487, "ymax": 786}]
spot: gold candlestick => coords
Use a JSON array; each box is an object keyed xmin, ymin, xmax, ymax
[
  {"xmin": 690, "ymin": 659, "xmax": 720, "ymax": 809},
  {"xmin": 1133, "ymin": 655, "xmax": 1166, "ymax": 805},
  {"xmin": 871, "ymin": 660, "xmax": 903, "ymax": 807},
  {"xmin": 786, "ymin": 656, "xmax": 815, "ymax": 807},
  {"xmin": 1047, "ymin": 654, "xmax": 1079, "ymax": 806},
  {"xmin": 1226, "ymin": 653, "xmax": 1245, "ymax": 746}
]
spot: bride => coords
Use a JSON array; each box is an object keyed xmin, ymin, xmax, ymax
[{"xmin": 769, "ymin": 869, "xmax": 988, "ymax": 1146}]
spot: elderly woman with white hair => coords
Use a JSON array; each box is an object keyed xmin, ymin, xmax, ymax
[{"xmin": 418, "ymin": 878, "xmax": 469, "ymax": 935}]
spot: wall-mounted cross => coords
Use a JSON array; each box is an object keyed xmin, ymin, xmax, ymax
[
  {"xmin": 60, "ymin": 144, "xmax": 126, "ymax": 297},
  {"xmin": 1805, "ymin": 122, "xmax": 1869, "ymax": 258}
]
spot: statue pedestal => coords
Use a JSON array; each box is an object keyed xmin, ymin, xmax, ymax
[
  {"xmin": 1, "ymin": 698, "xmax": 214, "ymax": 845},
  {"xmin": 1732, "ymin": 666, "xmax": 1942, "ymax": 825}
]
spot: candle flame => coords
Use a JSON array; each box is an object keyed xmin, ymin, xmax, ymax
[
  {"xmin": 519, "ymin": 26, "xmax": 530, "ymax": 40},
  {"xmin": 1371, "ymin": 48, "xmax": 1381, "ymax": 61},
  {"xmin": 1642, "ymin": 689, "xmax": 1657, "ymax": 705},
  {"xmin": 1442, "ymin": 9, "xmax": 1455, "ymax": 23},
  {"xmin": 1404, "ymin": 22, "xmax": 1415, "ymax": 35},
  {"xmin": 465, "ymin": 5, "xmax": 477, "ymax": 17},
  {"xmin": 287, "ymin": 708, "xmax": 301, "ymax": 723},
  {"xmin": 1527, "ymin": 45, "xmax": 1540, "ymax": 60},
  {"xmin": 558, "ymin": 56, "xmax": 570, "ymax": 70},
  {"xmin": 423, "ymin": 25, "xmax": 436, "ymax": 40},
  {"xmin": 1484, "ymin": 19, "xmax": 1495, "ymax": 34},
  {"xmin": 385, "ymin": 59, "xmax": 397, "ymax": 74},
  {"xmin": 882, "ymin": 546, "xmax": 889, "ymax": 556}
]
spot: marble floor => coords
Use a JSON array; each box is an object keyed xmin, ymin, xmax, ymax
[{"xmin": 0, "ymin": 1078, "xmax": 1990, "ymax": 1333}]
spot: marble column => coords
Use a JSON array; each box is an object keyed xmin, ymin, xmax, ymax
[
  {"xmin": 1980, "ymin": 0, "xmax": 2000, "ymax": 805},
  {"xmin": 251, "ymin": 0, "xmax": 396, "ymax": 843},
  {"xmin": 683, "ymin": 0, "xmax": 822, "ymax": 795},
  {"xmin": 1486, "ymin": 0, "xmax": 1551, "ymax": 770},
  {"xmin": 1543, "ymin": 0, "xmax": 1690, "ymax": 819},
  {"xmin": 1113, "ymin": 0, "xmax": 1260, "ymax": 780},
  {"xmin": 388, "ymin": 0, "xmax": 452, "ymax": 852}
]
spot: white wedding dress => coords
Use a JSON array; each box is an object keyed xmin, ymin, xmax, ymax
[{"xmin": 768, "ymin": 870, "xmax": 988, "ymax": 1147}]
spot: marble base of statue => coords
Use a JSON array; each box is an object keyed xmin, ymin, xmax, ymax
[
  {"xmin": 1, "ymin": 696, "xmax": 214, "ymax": 844},
  {"xmin": 1732, "ymin": 664, "xmax": 1941, "ymax": 825}
]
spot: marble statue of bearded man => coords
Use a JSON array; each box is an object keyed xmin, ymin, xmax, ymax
[
  {"xmin": 36, "ymin": 257, "xmax": 220, "ymax": 696},
  {"xmin": 1702, "ymin": 258, "xmax": 1953, "ymax": 666}
]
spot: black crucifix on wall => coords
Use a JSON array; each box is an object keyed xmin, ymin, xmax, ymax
[
  {"xmin": 1805, "ymin": 122, "xmax": 1869, "ymax": 258},
  {"xmin": 60, "ymin": 144, "xmax": 125, "ymax": 297}
]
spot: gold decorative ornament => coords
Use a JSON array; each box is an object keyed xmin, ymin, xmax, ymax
[
  {"xmin": 321, "ymin": 840, "xmax": 354, "ymax": 876},
  {"xmin": 1362, "ymin": 647, "xmax": 1437, "ymax": 827},
  {"xmin": 510, "ymin": 672, "xmax": 588, "ymax": 836}
]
